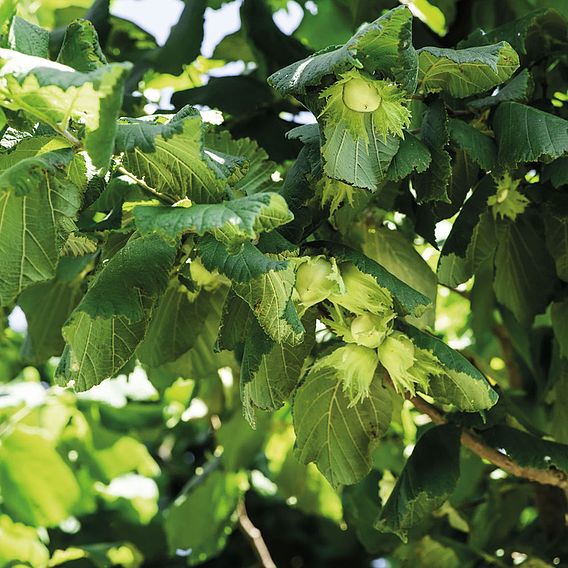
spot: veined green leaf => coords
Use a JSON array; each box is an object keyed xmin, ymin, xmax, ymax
[
  {"xmin": 137, "ymin": 282, "xmax": 212, "ymax": 367},
  {"xmin": 479, "ymin": 426, "xmax": 568, "ymax": 473},
  {"xmin": 198, "ymin": 236, "xmax": 288, "ymax": 282},
  {"xmin": 0, "ymin": 49, "xmax": 131, "ymax": 169},
  {"xmin": 133, "ymin": 193, "xmax": 293, "ymax": 249},
  {"xmin": 233, "ymin": 263, "xmax": 304, "ymax": 345},
  {"xmin": 493, "ymin": 101, "xmax": 568, "ymax": 165},
  {"xmin": 386, "ymin": 132, "xmax": 431, "ymax": 181},
  {"xmin": 268, "ymin": 6, "xmax": 417, "ymax": 97},
  {"xmin": 448, "ymin": 118, "xmax": 496, "ymax": 171},
  {"xmin": 57, "ymin": 311, "xmax": 146, "ymax": 392},
  {"xmin": 293, "ymin": 365, "xmax": 392, "ymax": 487},
  {"xmin": 468, "ymin": 68, "xmax": 532, "ymax": 110},
  {"xmin": 0, "ymin": 174, "xmax": 80, "ymax": 306},
  {"xmin": 56, "ymin": 19, "xmax": 108, "ymax": 72},
  {"xmin": 413, "ymin": 100, "xmax": 451, "ymax": 203},
  {"xmin": 245, "ymin": 311, "xmax": 316, "ymax": 411},
  {"xmin": 402, "ymin": 323, "xmax": 498, "ymax": 411},
  {"xmin": 205, "ymin": 129, "xmax": 278, "ymax": 195},
  {"xmin": 375, "ymin": 425, "xmax": 461, "ymax": 542},
  {"xmin": 70, "ymin": 234, "xmax": 177, "ymax": 322},
  {"xmin": 417, "ymin": 42, "xmax": 519, "ymax": 98},
  {"xmin": 8, "ymin": 16, "xmax": 49, "ymax": 58},
  {"xmin": 19, "ymin": 256, "xmax": 91, "ymax": 363},
  {"xmin": 437, "ymin": 176, "xmax": 496, "ymax": 287},
  {"xmin": 117, "ymin": 106, "xmax": 243, "ymax": 203},
  {"xmin": 321, "ymin": 116, "xmax": 400, "ymax": 190}
]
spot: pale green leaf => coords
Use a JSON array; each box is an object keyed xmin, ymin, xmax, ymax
[
  {"xmin": 293, "ymin": 366, "xmax": 392, "ymax": 487},
  {"xmin": 0, "ymin": 428, "xmax": 82, "ymax": 527},
  {"xmin": 133, "ymin": 193, "xmax": 293, "ymax": 249},
  {"xmin": 0, "ymin": 49, "xmax": 131, "ymax": 169},
  {"xmin": 417, "ymin": 42, "xmax": 519, "ymax": 98}
]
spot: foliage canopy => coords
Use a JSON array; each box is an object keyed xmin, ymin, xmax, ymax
[{"xmin": 0, "ymin": 0, "xmax": 567, "ymax": 567}]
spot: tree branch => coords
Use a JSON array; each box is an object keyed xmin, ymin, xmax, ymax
[
  {"xmin": 409, "ymin": 395, "xmax": 568, "ymax": 490},
  {"xmin": 237, "ymin": 501, "xmax": 276, "ymax": 568},
  {"xmin": 116, "ymin": 165, "xmax": 176, "ymax": 205}
]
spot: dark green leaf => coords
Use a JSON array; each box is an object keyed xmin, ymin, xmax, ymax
[{"xmin": 375, "ymin": 425, "xmax": 461, "ymax": 542}]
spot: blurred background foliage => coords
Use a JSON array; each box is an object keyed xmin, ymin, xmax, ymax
[{"xmin": 1, "ymin": 0, "xmax": 567, "ymax": 566}]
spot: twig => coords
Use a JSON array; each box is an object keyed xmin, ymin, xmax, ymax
[
  {"xmin": 116, "ymin": 165, "xmax": 176, "ymax": 205},
  {"xmin": 409, "ymin": 394, "xmax": 568, "ymax": 490},
  {"xmin": 440, "ymin": 283, "xmax": 470, "ymax": 300},
  {"xmin": 237, "ymin": 501, "xmax": 277, "ymax": 568}
]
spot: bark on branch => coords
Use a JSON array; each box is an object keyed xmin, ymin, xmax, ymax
[
  {"xmin": 237, "ymin": 501, "xmax": 277, "ymax": 568},
  {"xmin": 409, "ymin": 395, "xmax": 568, "ymax": 490}
]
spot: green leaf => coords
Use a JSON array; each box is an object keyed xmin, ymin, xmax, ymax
[
  {"xmin": 70, "ymin": 234, "xmax": 176, "ymax": 322},
  {"xmin": 343, "ymin": 471, "xmax": 397, "ymax": 554},
  {"xmin": 543, "ymin": 156, "xmax": 568, "ymax": 188},
  {"xmin": 0, "ymin": 515, "xmax": 49, "ymax": 568},
  {"xmin": 56, "ymin": 19, "xmax": 107, "ymax": 72},
  {"xmin": 265, "ymin": 424, "xmax": 343, "ymax": 522},
  {"xmin": 321, "ymin": 116, "xmax": 400, "ymax": 190},
  {"xmin": 117, "ymin": 106, "xmax": 243, "ymax": 203},
  {"xmin": 375, "ymin": 425, "xmax": 461, "ymax": 542},
  {"xmin": 198, "ymin": 236, "xmax": 288, "ymax": 282},
  {"xmin": 137, "ymin": 282, "xmax": 211, "ymax": 367},
  {"xmin": 56, "ymin": 235, "xmax": 176, "ymax": 390},
  {"xmin": 413, "ymin": 99, "xmax": 451, "ymax": 203},
  {"xmin": 245, "ymin": 311, "xmax": 316, "ymax": 411},
  {"xmin": 134, "ymin": 193, "xmax": 293, "ymax": 249},
  {"xmin": 402, "ymin": 323, "xmax": 499, "ymax": 411},
  {"xmin": 0, "ymin": 427, "xmax": 82, "ymax": 527},
  {"xmin": 293, "ymin": 366, "xmax": 392, "ymax": 487},
  {"xmin": 216, "ymin": 289, "xmax": 254, "ymax": 351},
  {"xmin": 57, "ymin": 312, "xmax": 146, "ymax": 392},
  {"xmin": 268, "ymin": 6, "xmax": 417, "ymax": 97},
  {"xmin": 543, "ymin": 193, "xmax": 568, "ymax": 281},
  {"xmin": 468, "ymin": 68, "xmax": 532, "ymax": 110},
  {"xmin": 362, "ymin": 227, "xmax": 437, "ymax": 328},
  {"xmin": 479, "ymin": 426, "xmax": 568, "ymax": 473},
  {"xmin": 417, "ymin": 42, "xmax": 519, "ymax": 98},
  {"xmin": 233, "ymin": 263, "xmax": 304, "ymax": 345},
  {"xmin": 161, "ymin": 287, "xmax": 232, "ymax": 382},
  {"xmin": 448, "ymin": 118, "xmax": 496, "ymax": 171},
  {"xmin": 493, "ymin": 215, "xmax": 556, "ymax": 324},
  {"xmin": 8, "ymin": 16, "xmax": 49, "ymax": 58},
  {"xmin": 165, "ymin": 469, "xmax": 247, "ymax": 564},
  {"xmin": 386, "ymin": 132, "xmax": 431, "ymax": 181},
  {"xmin": 19, "ymin": 256, "xmax": 90, "ymax": 363},
  {"xmin": 309, "ymin": 242, "xmax": 431, "ymax": 317},
  {"xmin": 0, "ymin": 171, "xmax": 80, "ymax": 306},
  {"xmin": 0, "ymin": 49, "xmax": 131, "ymax": 169},
  {"xmin": 462, "ymin": 8, "xmax": 568, "ymax": 58},
  {"xmin": 204, "ymin": 129, "xmax": 278, "ymax": 196},
  {"xmin": 552, "ymin": 299, "xmax": 568, "ymax": 359},
  {"xmin": 437, "ymin": 176, "xmax": 496, "ymax": 287},
  {"xmin": 493, "ymin": 102, "xmax": 568, "ymax": 165},
  {"xmin": 0, "ymin": 147, "xmax": 73, "ymax": 196}
]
